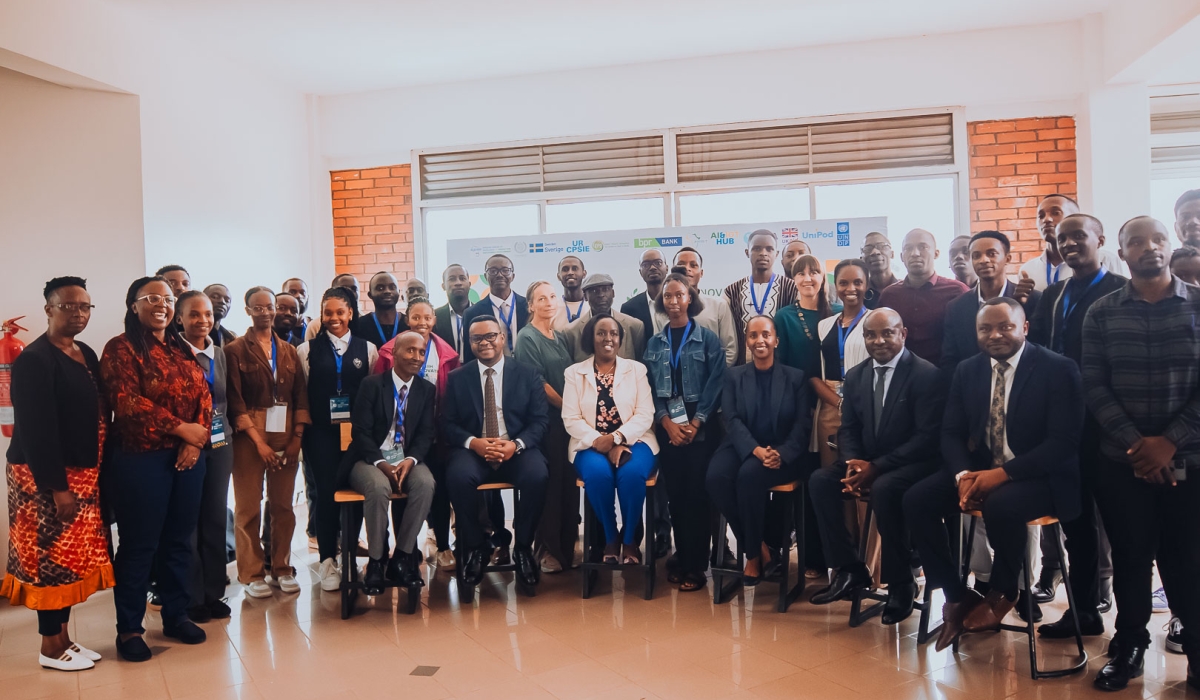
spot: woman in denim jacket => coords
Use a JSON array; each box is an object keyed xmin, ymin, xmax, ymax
[{"xmin": 643, "ymin": 272, "xmax": 727, "ymax": 592}]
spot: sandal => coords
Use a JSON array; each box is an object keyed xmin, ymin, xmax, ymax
[
  {"xmin": 602, "ymin": 543, "xmax": 620, "ymax": 565},
  {"xmin": 667, "ymin": 571, "xmax": 683, "ymax": 584},
  {"xmin": 621, "ymin": 545, "xmax": 642, "ymax": 565},
  {"xmin": 679, "ymin": 574, "xmax": 706, "ymax": 592}
]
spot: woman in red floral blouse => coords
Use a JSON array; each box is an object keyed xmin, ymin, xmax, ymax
[{"xmin": 100, "ymin": 276, "xmax": 212, "ymax": 663}]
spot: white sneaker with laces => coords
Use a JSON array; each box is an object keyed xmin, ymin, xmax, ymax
[
  {"xmin": 245, "ymin": 580, "xmax": 273, "ymax": 598},
  {"xmin": 269, "ymin": 574, "xmax": 300, "ymax": 593},
  {"xmin": 1152, "ymin": 586, "xmax": 1170, "ymax": 613},
  {"xmin": 70, "ymin": 643, "xmax": 101, "ymax": 661},
  {"xmin": 40, "ymin": 648, "xmax": 94, "ymax": 671},
  {"xmin": 318, "ymin": 558, "xmax": 341, "ymax": 592}
]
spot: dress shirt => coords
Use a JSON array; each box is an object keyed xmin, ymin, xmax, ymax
[
  {"xmin": 377, "ymin": 372, "xmax": 415, "ymax": 465},
  {"xmin": 876, "ymin": 274, "xmax": 969, "ymax": 366},
  {"xmin": 186, "ymin": 337, "xmax": 216, "ymax": 361},
  {"xmin": 1018, "ymin": 248, "xmax": 1127, "ymax": 292},
  {"xmin": 491, "ymin": 293, "xmax": 518, "ymax": 347},
  {"xmin": 463, "ymin": 356, "xmax": 525, "ymax": 451},
  {"xmin": 872, "ymin": 351, "xmax": 902, "ymax": 408},
  {"xmin": 985, "ymin": 342, "xmax": 1025, "ymax": 464},
  {"xmin": 296, "ymin": 330, "xmax": 379, "ymax": 378}
]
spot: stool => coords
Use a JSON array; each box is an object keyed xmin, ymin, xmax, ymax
[
  {"xmin": 454, "ymin": 482, "xmax": 532, "ymax": 596},
  {"xmin": 335, "ymin": 489, "xmax": 417, "ymax": 620},
  {"xmin": 711, "ymin": 480, "xmax": 806, "ymax": 613},
  {"xmin": 958, "ymin": 511, "xmax": 1088, "ymax": 679},
  {"xmin": 578, "ymin": 472, "xmax": 659, "ymax": 600},
  {"xmin": 848, "ymin": 501, "xmax": 940, "ymax": 643}
]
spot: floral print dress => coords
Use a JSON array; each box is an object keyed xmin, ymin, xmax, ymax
[{"xmin": 594, "ymin": 370, "xmax": 623, "ymax": 435}]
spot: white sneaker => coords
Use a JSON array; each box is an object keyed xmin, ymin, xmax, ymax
[
  {"xmin": 435, "ymin": 549, "xmax": 456, "ymax": 571},
  {"xmin": 318, "ymin": 558, "xmax": 341, "ymax": 592},
  {"xmin": 268, "ymin": 574, "xmax": 300, "ymax": 594},
  {"xmin": 540, "ymin": 552, "xmax": 563, "ymax": 574},
  {"xmin": 244, "ymin": 580, "xmax": 273, "ymax": 598},
  {"xmin": 69, "ymin": 643, "xmax": 101, "ymax": 661},
  {"xmin": 40, "ymin": 648, "xmax": 94, "ymax": 671}
]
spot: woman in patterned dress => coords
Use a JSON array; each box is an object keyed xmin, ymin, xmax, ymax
[{"xmin": 3, "ymin": 277, "xmax": 113, "ymax": 671}]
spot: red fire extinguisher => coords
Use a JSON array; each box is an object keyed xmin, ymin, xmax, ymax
[{"xmin": 1, "ymin": 317, "xmax": 28, "ymax": 438}]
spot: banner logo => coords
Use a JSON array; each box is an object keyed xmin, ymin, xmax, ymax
[
  {"xmin": 634, "ymin": 237, "xmax": 683, "ymax": 248},
  {"xmin": 837, "ymin": 222, "xmax": 851, "ymax": 247}
]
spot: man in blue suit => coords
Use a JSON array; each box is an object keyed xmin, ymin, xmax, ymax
[
  {"xmin": 444, "ymin": 316, "xmax": 549, "ymax": 592},
  {"xmin": 904, "ymin": 297, "xmax": 1084, "ymax": 651}
]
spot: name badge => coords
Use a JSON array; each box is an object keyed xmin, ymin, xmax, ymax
[
  {"xmin": 265, "ymin": 402, "xmax": 287, "ymax": 434},
  {"xmin": 329, "ymin": 395, "xmax": 351, "ymax": 423},
  {"xmin": 382, "ymin": 445, "xmax": 405, "ymax": 466},
  {"xmin": 666, "ymin": 396, "xmax": 689, "ymax": 425},
  {"xmin": 210, "ymin": 413, "xmax": 228, "ymax": 449},
  {"xmin": 1173, "ymin": 463, "xmax": 1189, "ymax": 482}
]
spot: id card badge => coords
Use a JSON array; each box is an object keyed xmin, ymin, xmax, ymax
[
  {"xmin": 265, "ymin": 402, "xmax": 287, "ymax": 434},
  {"xmin": 329, "ymin": 395, "xmax": 351, "ymax": 423},
  {"xmin": 667, "ymin": 396, "xmax": 689, "ymax": 425},
  {"xmin": 1173, "ymin": 463, "xmax": 1189, "ymax": 482},
  {"xmin": 381, "ymin": 445, "xmax": 405, "ymax": 466},
  {"xmin": 210, "ymin": 413, "xmax": 228, "ymax": 449},
  {"xmin": 339, "ymin": 422, "xmax": 353, "ymax": 450}
]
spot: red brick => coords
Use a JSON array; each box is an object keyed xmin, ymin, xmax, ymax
[
  {"xmin": 1017, "ymin": 230, "xmax": 1044, "ymax": 241},
  {"xmin": 1038, "ymin": 151, "xmax": 1075, "ymax": 163},
  {"xmin": 332, "ymin": 181, "xmax": 345, "ymax": 191},
  {"xmin": 343, "ymin": 234, "xmax": 373, "ymax": 246},
  {"xmin": 1016, "ymin": 163, "xmax": 1058, "ymax": 175},
  {"xmin": 1039, "ymin": 173, "xmax": 1076, "ymax": 185},
  {"xmin": 1057, "ymin": 117, "xmax": 1076, "ymax": 128},
  {"xmin": 1036, "ymin": 129, "xmax": 1075, "ymax": 140},
  {"xmin": 332, "ymin": 200, "xmax": 346, "ymax": 210},
  {"xmin": 970, "ymin": 134, "xmax": 997, "ymax": 146},
  {"xmin": 361, "ymin": 168, "xmax": 392, "ymax": 179},
  {"xmin": 363, "ymin": 188, "xmax": 392, "ymax": 198},
  {"xmin": 1056, "ymin": 139, "xmax": 1076, "ymax": 150},
  {"xmin": 333, "ymin": 226, "xmax": 362, "ymax": 236},
  {"xmin": 972, "ymin": 121, "xmax": 1017, "ymax": 134},
  {"xmin": 390, "ymin": 168, "xmax": 410, "ymax": 177},
  {"xmin": 1057, "ymin": 161, "xmax": 1077, "ymax": 173},
  {"xmin": 363, "ymin": 206, "xmax": 393, "ymax": 216},
  {"xmin": 343, "ymin": 216, "xmax": 375, "ymax": 226},
  {"xmin": 997, "ymin": 196, "xmax": 1039, "ymax": 208},
  {"xmin": 338, "ymin": 208, "xmax": 363, "ymax": 218},
  {"xmin": 373, "ymin": 178, "xmax": 409, "ymax": 188},
  {"xmin": 332, "ymin": 190, "xmax": 358, "ymax": 200},
  {"xmin": 373, "ymin": 196, "xmax": 407, "ymax": 206},
  {"xmin": 362, "ymin": 244, "xmax": 394, "ymax": 254},
  {"xmin": 977, "ymin": 187, "xmax": 1018, "ymax": 199},
  {"xmin": 344, "ymin": 179, "xmax": 374, "ymax": 190},
  {"xmin": 974, "ymin": 165, "xmax": 1016, "ymax": 178},
  {"xmin": 346, "ymin": 254, "xmax": 376, "ymax": 264},
  {"xmin": 342, "ymin": 198, "xmax": 372, "ymax": 208},
  {"xmin": 996, "ymin": 176, "xmax": 1039, "ymax": 187},
  {"xmin": 376, "ymin": 234, "xmax": 407, "ymax": 245},
  {"xmin": 374, "ymin": 215, "xmax": 405, "ymax": 225},
  {"xmin": 975, "ymin": 144, "xmax": 1017, "ymax": 156},
  {"xmin": 339, "ymin": 245, "xmax": 363, "ymax": 255},
  {"xmin": 1018, "ymin": 207, "xmax": 1039, "ymax": 219},
  {"xmin": 363, "ymin": 225, "xmax": 392, "ymax": 235},
  {"xmin": 976, "ymin": 209, "xmax": 1015, "ymax": 221},
  {"xmin": 331, "ymin": 170, "xmax": 360, "ymax": 181},
  {"xmin": 1011, "ymin": 240, "xmax": 1041, "ymax": 252},
  {"xmin": 970, "ymin": 177, "xmax": 997, "ymax": 190},
  {"xmin": 972, "ymin": 199, "xmax": 998, "ymax": 211},
  {"xmin": 996, "ymin": 131, "xmax": 1037, "ymax": 144},
  {"xmin": 1016, "ymin": 140, "xmax": 1058, "ymax": 153},
  {"xmin": 1015, "ymin": 118, "xmax": 1059, "ymax": 131},
  {"xmin": 997, "ymin": 153, "xmax": 1039, "ymax": 165},
  {"xmin": 376, "ymin": 252, "xmax": 407, "ymax": 263},
  {"xmin": 971, "ymin": 156, "xmax": 997, "ymax": 167},
  {"xmin": 970, "ymin": 221, "xmax": 996, "ymax": 233}
]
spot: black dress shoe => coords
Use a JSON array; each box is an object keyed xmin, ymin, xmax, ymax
[
  {"xmin": 391, "ymin": 551, "xmax": 426, "ymax": 588},
  {"xmin": 810, "ymin": 566, "xmax": 872, "ymax": 605},
  {"xmin": 207, "ymin": 599, "xmax": 232, "ymax": 619},
  {"xmin": 460, "ymin": 548, "xmax": 485, "ymax": 587},
  {"xmin": 364, "ymin": 557, "xmax": 387, "ymax": 595},
  {"xmin": 881, "ymin": 582, "xmax": 918, "ymax": 625},
  {"xmin": 761, "ymin": 548, "xmax": 784, "ymax": 579},
  {"xmin": 186, "ymin": 604, "xmax": 212, "ymax": 623},
  {"xmin": 1098, "ymin": 577, "xmax": 1113, "ymax": 613},
  {"xmin": 654, "ymin": 529, "xmax": 673, "ymax": 560},
  {"xmin": 1094, "ymin": 641, "xmax": 1146, "ymax": 691},
  {"xmin": 1038, "ymin": 610, "xmax": 1105, "ymax": 637},
  {"xmin": 116, "ymin": 635, "xmax": 152, "ymax": 662},
  {"xmin": 492, "ymin": 546, "xmax": 512, "ymax": 566},
  {"xmin": 163, "ymin": 619, "xmax": 207, "ymax": 645},
  {"xmin": 1015, "ymin": 590, "xmax": 1043, "ymax": 623},
  {"xmin": 1031, "ymin": 567, "xmax": 1062, "ymax": 604},
  {"xmin": 514, "ymin": 545, "xmax": 540, "ymax": 588}
]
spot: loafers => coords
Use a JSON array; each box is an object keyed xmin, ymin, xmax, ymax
[
  {"xmin": 935, "ymin": 588, "xmax": 984, "ymax": 652},
  {"xmin": 207, "ymin": 599, "xmax": 232, "ymax": 619},
  {"xmin": 810, "ymin": 566, "xmax": 872, "ymax": 605},
  {"xmin": 163, "ymin": 619, "xmax": 207, "ymax": 645},
  {"xmin": 40, "ymin": 648, "xmax": 94, "ymax": 672},
  {"xmin": 963, "ymin": 590, "xmax": 1017, "ymax": 632}
]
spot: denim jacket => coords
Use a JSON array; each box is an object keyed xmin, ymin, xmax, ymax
[{"xmin": 643, "ymin": 322, "xmax": 726, "ymax": 425}]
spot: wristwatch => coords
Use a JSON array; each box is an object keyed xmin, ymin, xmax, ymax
[{"xmin": 613, "ymin": 432, "xmax": 625, "ymax": 446}]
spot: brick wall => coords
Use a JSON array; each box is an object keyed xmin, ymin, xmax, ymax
[
  {"xmin": 967, "ymin": 118, "xmax": 1077, "ymax": 263},
  {"xmin": 330, "ymin": 165, "xmax": 415, "ymax": 308}
]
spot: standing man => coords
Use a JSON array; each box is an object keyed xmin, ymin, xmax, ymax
[
  {"xmin": 877, "ymin": 229, "xmax": 968, "ymax": 367},
  {"xmin": 620, "ymin": 249, "xmax": 666, "ymax": 339},
  {"xmin": 405, "ymin": 278, "xmax": 428, "ymax": 304},
  {"xmin": 1027, "ymin": 214, "xmax": 1126, "ymax": 641},
  {"xmin": 782, "ymin": 239, "xmax": 812, "ymax": 277},
  {"xmin": 1083, "ymin": 216, "xmax": 1200, "ymax": 692},
  {"xmin": 1018, "ymin": 195, "xmax": 1126, "ymax": 291},
  {"xmin": 724, "ymin": 230, "xmax": 798, "ymax": 365},
  {"xmin": 1175, "ymin": 189, "xmax": 1200, "ymax": 248},
  {"xmin": 948, "ymin": 235, "xmax": 978, "ymax": 287},
  {"xmin": 861, "ymin": 232, "xmax": 899, "ymax": 310},
  {"xmin": 355, "ymin": 271, "xmax": 407, "ymax": 350},
  {"xmin": 668, "ymin": 247, "xmax": 737, "ymax": 365},
  {"xmin": 434, "ymin": 264, "xmax": 472, "ymax": 359},
  {"xmin": 808, "ymin": 308, "xmax": 944, "ymax": 624},
  {"xmin": 554, "ymin": 256, "xmax": 589, "ymax": 330},
  {"xmin": 941, "ymin": 231, "xmax": 1041, "ymax": 371},
  {"xmin": 282, "ymin": 278, "xmax": 312, "ymax": 336},
  {"xmin": 461, "ymin": 254, "xmax": 526, "ymax": 363},
  {"xmin": 156, "ymin": 264, "xmax": 191, "ymax": 297},
  {"xmin": 273, "ymin": 293, "xmax": 304, "ymax": 347},
  {"xmin": 563, "ymin": 274, "xmax": 646, "ymax": 362},
  {"xmin": 204, "ymin": 284, "xmax": 237, "ymax": 347}
]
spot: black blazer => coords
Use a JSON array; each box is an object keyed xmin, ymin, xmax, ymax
[
  {"xmin": 619, "ymin": 293, "xmax": 654, "ymax": 342},
  {"xmin": 838, "ymin": 348, "xmax": 943, "ymax": 472},
  {"xmin": 720, "ymin": 362, "xmax": 811, "ymax": 466},
  {"xmin": 460, "ymin": 293, "xmax": 528, "ymax": 363},
  {"xmin": 941, "ymin": 342, "xmax": 1083, "ymax": 522},
  {"xmin": 443, "ymin": 358, "xmax": 548, "ymax": 453},
  {"xmin": 1028, "ymin": 270, "xmax": 1126, "ymax": 366},
  {"xmin": 940, "ymin": 281, "xmax": 1042, "ymax": 371},
  {"xmin": 434, "ymin": 303, "xmax": 465, "ymax": 356},
  {"xmin": 339, "ymin": 372, "xmax": 436, "ymax": 488}
]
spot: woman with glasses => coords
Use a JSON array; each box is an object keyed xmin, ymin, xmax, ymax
[
  {"xmin": 813, "ymin": 260, "xmax": 871, "ymax": 469},
  {"xmin": 4, "ymin": 278, "xmax": 111, "ymax": 671},
  {"xmin": 100, "ymin": 276, "xmax": 212, "ymax": 661},
  {"xmin": 225, "ymin": 286, "xmax": 310, "ymax": 599}
]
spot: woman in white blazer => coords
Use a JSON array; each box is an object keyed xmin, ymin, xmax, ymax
[
  {"xmin": 813, "ymin": 259, "xmax": 870, "ymax": 468},
  {"xmin": 561, "ymin": 314, "xmax": 659, "ymax": 565}
]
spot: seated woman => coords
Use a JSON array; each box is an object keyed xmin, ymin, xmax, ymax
[
  {"xmin": 706, "ymin": 315, "xmax": 812, "ymax": 584},
  {"xmin": 561, "ymin": 314, "xmax": 659, "ymax": 564}
]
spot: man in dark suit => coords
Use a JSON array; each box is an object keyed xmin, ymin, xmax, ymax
[
  {"xmin": 808, "ymin": 308, "xmax": 944, "ymax": 624},
  {"xmin": 444, "ymin": 316, "xmax": 549, "ymax": 591},
  {"xmin": 342, "ymin": 331, "xmax": 437, "ymax": 593},
  {"xmin": 619, "ymin": 248, "xmax": 667, "ymax": 338},
  {"xmin": 904, "ymin": 297, "xmax": 1083, "ymax": 651},
  {"xmin": 434, "ymin": 264, "xmax": 472, "ymax": 359},
  {"xmin": 461, "ymin": 255, "xmax": 528, "ymax": 363}
]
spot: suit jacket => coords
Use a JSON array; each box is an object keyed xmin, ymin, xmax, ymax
[
  {"xmin": 373, "ymin": 332, "xmax": 460, "ymax": 416},
  {"xmin": 460, "ymin": 293, "xmax": 528, "ymax": 364},
  {"xmin": 619, "ymin": 293, "xmax": 654, "ymax": 345},
  {"xmin": 939, "ymin": 281, "xmax": 1042, "ymax": 371},
  {"xmin": 442, "ymin": 357, "xmax": 549, "ymax": 452},
  {"xmin": 1027, "ymin": 270, "xmax": 1127, "ymax": 366},
  {"xmin": 838, "ymin": 348, "xmax": 943, "ymax": 472},
  {"xmin": 941, "ymin": 342, "xmax": 1083, "ymax": 522},
  {"xmin": 560, "ymin": 356, "xmax": 660, "ymax": 463},
  {"xmin": 720, "ymin": 362, "xmax": 811, "ymax": 466},
  {"xmin": 433, "ymin": 303, "xmax": 466, "ymax": 357},
  {"xmin": 561, "ymin": 309, "xmax": 646, "ymax": 363},
  {"xmin": 339, "ymin": 371, "xmax": 436, "ymax": 488}
]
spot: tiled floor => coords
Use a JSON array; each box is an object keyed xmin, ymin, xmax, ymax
[{"xmin": 1, "ymin": 523, "xmax": 1193, "ymax": 700}]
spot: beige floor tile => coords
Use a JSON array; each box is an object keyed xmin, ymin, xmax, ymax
[
  {"xmin": 809, "ymin": 649, "xmax": 924, "ymax": 695},
  {"xmin": 748, "ymin": 669, "xmax": 863, "ymax": 700},
  {"xmin": 530, "ymin": 658, "xmax": 630, "ymax": 699},
  {"xmin": 710, "ymin": 648, "xmax": 804, "ymax": 688}
]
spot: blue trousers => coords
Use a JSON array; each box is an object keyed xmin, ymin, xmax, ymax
[{"xmin": 573, "ymin": 443, "xmax": 656, "ymax": 545}]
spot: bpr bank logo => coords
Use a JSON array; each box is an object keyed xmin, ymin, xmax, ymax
[
  {"xmin": 837, "ymin": 222, "xmax": 850, "ymax": 247},
  {"xmin": 634, "ymin": 237, "xmax": 683, "ymax": 248}
]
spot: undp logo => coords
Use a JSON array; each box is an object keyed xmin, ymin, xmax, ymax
[{"xmin": 837, "ymin": 222, "xmax": 851, "ymax": 247}]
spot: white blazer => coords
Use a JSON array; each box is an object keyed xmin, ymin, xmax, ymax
[
  {"xmin": 817, "ymin": 313, "xmax": 869, "ymax": 382},
  {"xmin": 561, "ymin": 356, "xmax": 660, "ymax": 463}
]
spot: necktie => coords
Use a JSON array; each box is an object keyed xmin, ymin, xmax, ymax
[
  {"xmin": 501, "ymin": 302, "xmax": 513, "ymax": 352},
  {"xmin": 483, "ymin": 368, "xmax": 499, "ymax": 439},
  {"xmin": 988, "ymin": 361, "xmax": 1010, "ymax": 468},
  {"xmin": 874, "ymin": 366, "xmax": 889, "ymax": 432},
  {"xmin": 394, "ymin": 385, "xmax": 408, "ymax": 446}
]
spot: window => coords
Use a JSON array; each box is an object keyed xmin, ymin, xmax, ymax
[
  {"xmin": 677, "ymin": 188, "xmax": 810, "ymax": 226},
  {"xmin": 1152, "ymin": 178, "xmax": 1200, "ymax": 232},
  {"xmin": 424, "ymin": 204, "xmax": 539, "ymax": 305},
  {"xmin": 545, "ymin": 197, "xmax": 665, "ymax": 234}
]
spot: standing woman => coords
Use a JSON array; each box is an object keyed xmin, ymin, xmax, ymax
[
  {"xmin": 643, "ymin": 272, "xmax": 726, "ymax": 592},
  {"xmin": 3, "ymin": 277, "xmax": 112, "ymax": 671},
  {"xmin": 175, "ymin": 291, "xmax": 235, "ymax": 623},
  {"xmin": 225, "ymin": 287, "xmax": 310, "ymax": 598},
  {"xmin": 101, "ymin": 276, "xmax": 212, "ymax": 661},
  {"xmin": 515, "ymin": 281, "xmax": 576, "ymax": 573},
  {"xmin": 813, "ymin": 259, "xmax": 870, "ymax": 468},
  {"xmin": 300, "ymin": 286, "xmax": 378, "ymax": 591}
]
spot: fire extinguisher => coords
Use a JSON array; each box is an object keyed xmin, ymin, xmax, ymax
[{"xmin": 0, "ymin": 317, "xmax": 28, "ymax": 438}]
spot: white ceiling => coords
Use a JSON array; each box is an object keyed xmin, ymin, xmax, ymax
[{"xmin": 102, "ymin": 0, "xmax": 1114, "ymax": 95}]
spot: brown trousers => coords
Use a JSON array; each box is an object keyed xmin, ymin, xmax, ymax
[{"xmin": 232, "ymin": 430, "xmax": 300, "ymax": 582}]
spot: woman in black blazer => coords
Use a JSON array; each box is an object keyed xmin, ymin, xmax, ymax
[{"xmin": 706, "ymin": 315, "xmax": 811, "ymax": 585}]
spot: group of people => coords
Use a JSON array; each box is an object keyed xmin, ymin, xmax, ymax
[{"xmin": 3, "ymin": 189, "xmax": 1199, "ymax": 694}]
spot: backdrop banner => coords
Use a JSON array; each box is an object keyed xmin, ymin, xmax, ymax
[{"xmin": 447, "ymin": 216, "xmax": 887, "ymax": 303}]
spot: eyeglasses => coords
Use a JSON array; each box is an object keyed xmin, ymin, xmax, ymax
[
  {"xmin": 485, "ymin": 267, "xmax": 514, "ymax": 276},
  {"xmin": 136, "ymin": 294, "xmax": 176, "ymax": 306},
  {"xmin": 861, "ymin": 243, "xmax": 892, "ymax": 254},
  {"xmin": 249, "ymin": 305, "xmax": 276, "ymax": 314},
  {"xmin": 53, "ymin": 303, "xmax": 95, "ymax": 313},
  {"xmin": 639, "ymin": 260, "xmax": 666, "ymax": 269},
  {"xmin": 469, "ymin": 332, "xmax": 501, "ymax": 345}
]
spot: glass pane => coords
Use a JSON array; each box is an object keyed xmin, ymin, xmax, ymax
[
  {"xmin": 546, "ymin": 198, "xmax": 665, "ymax": 234},
  {"xmin": 678, "ymin": 188, "xmax": 810, "ymax": 226},
  {"xmin": 1152, "ymin": 177, "xmax": 1200, "ymax": 235},
  {"xmin": 424, "ymin": 204, "xmax": 539, "ymax": 306},
  {"xmin": 814, "ymin": 177, "xmax": 957, "ymax": 276}
]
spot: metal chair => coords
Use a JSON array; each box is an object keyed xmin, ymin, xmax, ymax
[
  {"xmin": 454, "ymin": 482, "xmax": 534, "ymax": 596},
  {"xmin": 334, "ymin": 489, "xmax": 418, "ymax": 620},
  {"xmin": 711, "ymin": 480, "xmax": 807, "ymax": 613},
  {"xmin": 848, "ymin": 500, "xmax": 940, "ymax": 643},
  {"xmin": 577, "ymin": 472, "xmax": 659, "ymax": 600}
]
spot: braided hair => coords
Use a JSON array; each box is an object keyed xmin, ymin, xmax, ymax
[
  {"xmin": 123, "ymin": 275, "xmax": 187, "ymax": 359},
  {"xmin": 320, "ymin": 286, "xmax": 360, "ymax": 333}
]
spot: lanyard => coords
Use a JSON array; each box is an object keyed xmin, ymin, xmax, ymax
[
  {"xmin": 565, "ymin": 299, "xmax": 585, "ymax": 323},
  {"xmin": 200, "ymin": 355, "xmax": 214, "ymax": 392},
  {"xmin": 837, "ymin": 306, "xmax": 867, "ymax": 371},
  {"xmin": 418, "ymin": 338, "xmax": 432, "ymax": 379},
  {"xmin": 329, "ymin": 337, "xmax": 344, "ymax": 394},
  {"xmin": 269, "ymin": 335, "xmax": 278, "ymax": 402},
  {"xmin": 750, "ymin": 274, "xmax": 776, "ymax": 316},
  {"xmin": 1046, "ymin": 258, "xmax": 1062, "ymax": 287},
  {"xmin": 668, "ymin": 321, "xmax": 694, "ymax": 396},
  {"xmin": 392, "ymin": 381, "xmax": 410, "ymax": 446},
  {"xmin": 1060, "ymin": 268, "xmax": 1107, "ymax": 328},
  {"xmin": 495, "ymin": 298, "xmax": 515, "ymax": 351},
  {"xmin": 453, "ymin": 314, "xmax": 463, "ymax": 356},
  {"xmin": 372, "ymin": 313, "xmax": 399, "ymax": 344}
]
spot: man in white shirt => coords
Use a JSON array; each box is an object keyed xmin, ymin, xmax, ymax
[
  {"xmin": 552, "ymin": 255, "xmax": 589, "ymax": 330},
  {"xmin": 1018, "ymin": 195, "xmax": 1126, "ymax": 291}
]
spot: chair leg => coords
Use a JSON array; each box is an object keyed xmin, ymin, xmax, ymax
[
  {"xmin": 340, "ymin": 502, "xmax": 353, "ymax": 620},
  {"xmin": 776, "ymin": 492, "xmax": 790, "ymax": 613},
  {"xmin": 713, "ymin": 514, "xmax": 728, "ymax": 605},
  {"xmin": 1053, "ymin": 523, "xmax": 1089, "ymax": 664},
  {"xmin": 1024, "ymin": 555, "xmax": 1040, "ymax": 680},
  {"xmin": 961, "ymin": 515, "xmax": 977, "ymax": 588},
  {"xmin": 581, "ymin": 490, "xmax": 594, "ymax": 599},
  {"xmin": 849, "ymin": 505, "xmax": 885, "ymax": 626},
  {"xmin": 644, "ymin": 485, "xmax": 655, "ymax": 601},
  {"xmin": 917, "ymin": 581, "xmax": 941, "ymax": 644}
]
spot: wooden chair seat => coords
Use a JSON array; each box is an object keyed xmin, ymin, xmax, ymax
[
  {"xmin": 962, "ymin": 509, "xmax": 1058, "ymax": 527},
  {"xmin": 477, "ymin": 482, "xmax": 514, "ymax": 491},
  {"xmin": 575, "ymin": 473, "xmax": 658, "ymax": 489},
  {"xmin": 711, "ymin": 479, "xmax": 806, "ymax": 613},
  {"xmin": 333, "ymin": 489, "xmax": 407, "ymax": 503},
  {"xmin": 769, "ymin": 480, "xmax": 800, "ymax": 493}
]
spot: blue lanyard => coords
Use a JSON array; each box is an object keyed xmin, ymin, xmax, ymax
[
  {"xmin": 837, "ymin": 307, "xmax": 867, "ymax": 373},
  {"xmin": 392, "ymin": 381, "xmax": 410, "ymax": 446},
  {"xmin": 495, "ymin": 298, "xmax": 515, "ymax": 351},
  {"xmin": 418, "ymin": 338, "xmax": 432, "ymax": 379},
  {"xmin": 372, "ymin": 313, "xmax": 399, "ymax": 344},
  {"xmin": 1046, "ymin": 258, "xmax": 1062, "ymax": 287},
  {"xmin": 200, "ymin": 355, "xmax": 214, "ymax": 392},
  {"xmin": 329, "ymin": 337, "xmax": 344, "ymax": 394},
  {"xmin": 750, "ymin": 274, "xmax": 776, "ymax": 316},
  {"xmin": 565, "ymin": 300, "xmax": 585, "ymax": 323},
  {"xmin": 1060, "ymin": 268, "xmax": 1107, "ymax": 327},
  {"xmin": 668, "ymin": 321, "xmax": 694, "ymax": 396},
  {"xmin": 454, "ymin": 314, "xmax": 463, "ymax": 355},
  {"xmin": 299, "ymin": 319, "xmax": 308, "ymax": 337}
]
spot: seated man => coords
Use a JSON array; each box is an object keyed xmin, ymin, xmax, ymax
[
  {"xmin": 904, "ymin": 297, "xmax": 1083, "ymax": 651},
  {"xmin": 809, "ymin": 308, "xmax": 944, "ymax": 624},
  {"xmin": 444, "ymin": 316, "xmax": 549, "ymax": 591},
  {"xmin": 341, "ymin": 331, "xmax": 437, "ymax": 594}
]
